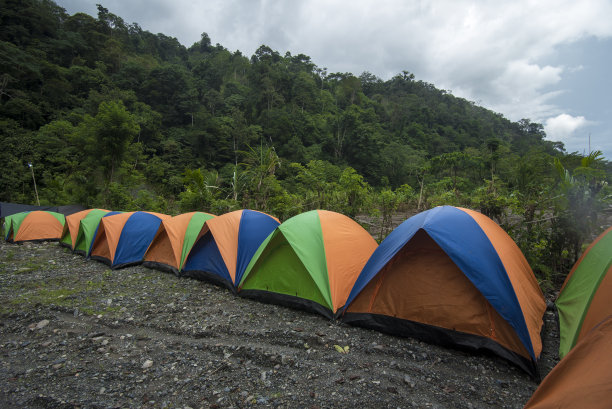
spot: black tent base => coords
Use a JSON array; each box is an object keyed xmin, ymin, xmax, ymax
[
  {"xmin": 181, "ymin": 269, "xmax": 237, "ymax": 294},
  {"xmin": 238, "ymin": 289, "xmax": 334, "ymax": 320},
  {"xmin": 341, "ymin": 312, "xmax": 540, "ymax": 380},
  {"xmin": 12, "ymin": 238, "xmax": 61, "ymax": 244},
  {"xmin": 142, "ymin": 261, "xmax": 179, "ymax": 276},
  {"xmin": 88, "ymin": 255, "xmax": 142, "ymax": 270}
]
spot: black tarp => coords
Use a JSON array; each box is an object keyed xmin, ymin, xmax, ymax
[{"xmin": 0, "ymin": 202, "xmax": 87, "ymax": 218}]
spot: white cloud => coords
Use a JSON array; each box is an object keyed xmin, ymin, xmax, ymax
[{"xmin": 544, "ymin": 114, "xmax": 590, "ymax": 145}]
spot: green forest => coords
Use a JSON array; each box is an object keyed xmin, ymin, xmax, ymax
[{"xmin": 1, "ymin": 0, "xmax": 611, "ymax": 288}]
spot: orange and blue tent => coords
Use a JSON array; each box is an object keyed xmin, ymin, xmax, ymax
[
  {"xmin": 181, "ymin": 209, "xmax": 279, "ymax": 292},
  {"xmin": 556, "ymin": 226, "xmax": 612, "ymax": 358},
  {"xmin": 143, "ymin": 211, "xmax": 216, "ymax": 274},
  {"xmin": 238, "ymin": 210, "xmax": 378, "ymax": 319},
  {"xmin": 524, "ymin": 315, "xmax": 612, "ymax": 409},
  {"xmin": 60, "ymin": 209, "xmax": 109, "ymax": 250},
  {"xmin": 341, "ymin": 206, "xmax": 545, "ymax": 377},
  {"xmin": 90, "ymin": 211, "xmax": 170, "ymax": 269},
  {"xmin": 4, "ymin": 210, "xmax": 65, "ymax": 243}
]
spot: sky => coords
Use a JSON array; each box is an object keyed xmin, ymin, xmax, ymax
[{"xmin": 56, "ymin": 0, "xmax": 612, "ymax": 159}]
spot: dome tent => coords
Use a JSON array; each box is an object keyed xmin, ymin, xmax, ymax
[
  {"xmin": 143, "ymin": 211, "xmax": 216, "ymax": 275},
  {"xmin": 60, "ymin": 209, "xmax": 109, "ymax": 250},
  {"xmin": 90, "ymin": 211, "xmax": 170, "ymax": 269},
  {"xmin": 74, "ymin": 210, "xmax": 121, "ymax": 257},
  {"xmin": 4, "ymin": 211, "xmax": 65, "ymax": 243},
  {"xmin": 341, "ymin": 206, "xmax": 545, "ymax": 377},
  {"xmin": 525, "ymin": 315, "xmax": 612, "ymax": 409},
  {"xmin": 181, "ymin": 209, "xmax": 279, "ymax": 292},
  {"xmin": 238, "ymin": 210, "xmax": 378, "ymax": 319},
  {"xmin": 556, "ymin": 226, "xmax": 612, "ymax": 358}
]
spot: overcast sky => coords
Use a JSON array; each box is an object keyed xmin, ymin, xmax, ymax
[{"xmin": 56, "ymin": 0, "xmax": 612, "ymax": 159}]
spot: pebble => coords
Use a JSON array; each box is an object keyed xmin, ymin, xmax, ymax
[
  {"xmin": 33, "ymin": 320, "xmax": 49, "ymax": 330},
  {"xmin": 142, "ymin": 360, "xmax": 153, "ymax": 369}
]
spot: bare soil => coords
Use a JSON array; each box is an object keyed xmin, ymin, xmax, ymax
[{"xmin": 0, "ymin": 240, "xmax": 559, "ymax": 409}]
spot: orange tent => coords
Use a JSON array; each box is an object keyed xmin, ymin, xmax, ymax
[
  {"xmin": 90, "ymin": 211, "xmax": 170, "ymax": 269},
  {"xmin": 342, "ymin": 206, "xmax": 545, "ymax": 377},
  {"xmin": 143, "ymin": 211, "xmax": 215, "ymax": 274},
  {"xmin": 556, "ymin": 226, "xmax": 612, "ymax": 358},
  {"xmin": 182, "ymin": 209, "xmax": 280, "ymax": 291},
  {"xmin": 524, "ymin": 315, "xmax": 612, "ymax": 408},
  {"xmin": 59, "ymin": 209, "xmax": 109, "ymax": 250},
  {"xmin": 238, "ymin": 210, "xmax": 378, "ymax": 318},
  {"xmin": 4, "ymin": 211, "xmax": 65, "ymax": 243}
]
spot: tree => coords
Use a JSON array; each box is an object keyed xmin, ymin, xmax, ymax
[{"xmin": 90, "ymin": 100, "xmax": 139, "ymax": 184}]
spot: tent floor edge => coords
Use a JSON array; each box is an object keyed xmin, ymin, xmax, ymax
[
  {"xmin": 111, "ymin": 260, "xmax": 144, "ymax": 270},
  {"xmin": 89, "ymin": 255, "xmax": 112, "ymax": 267},
  {"xmin": 59, "ymin": 242, "xmax": 72, "ymax": 250},
  {"xmin": 239, "ymin": 289, "xmax": 333, "ymax": 320},
  {"xmin": 342, "ymin": 312, "xmax": 538, "ymax": 379},
  {"xmin": 142, "ymin": 261, "xmax": 179, "ymax": 276},
  {"xmin": 14, "ymin": 238, "xmax": 61, "ymax": 244},
  {"xmin": 181, "ymin": 270, "xmax": 237, "ymax": 294}
]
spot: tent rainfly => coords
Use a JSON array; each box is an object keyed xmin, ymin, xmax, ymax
[
  {"xmin": 238, "ymin": 210, "xmax": 378, "ymax": 319},
  {"xmin": 341, "ymin": 206, "xmax": 545, "ymax": 377},
  {"xmin": 181, "ymin": 209, "xmax": 279, "ymax": 292},
  {"xmin": 556, "ymin": 226, "xmax": 612, "ymax": 358}
]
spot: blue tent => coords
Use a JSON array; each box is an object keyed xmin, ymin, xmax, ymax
[
  {"xmin": 341, "ymin": 206, "xmax": 546, "ymax": 377},
  {"xmin": 182, "ymin": 209, "xmax": 279, "ymax": 292},
  {"xmin": 89, "ymin": 211, "xmax": 170, "ymax": 269}
]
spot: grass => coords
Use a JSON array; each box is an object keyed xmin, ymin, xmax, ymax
[{"xmin": 4, "ymin": 249, "xmax": 15, "ymax": 261}]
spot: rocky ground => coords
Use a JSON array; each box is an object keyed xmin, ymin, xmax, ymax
[{"xmin": 0, "ymin": 240, "xmax": 559, "ymax": 409}]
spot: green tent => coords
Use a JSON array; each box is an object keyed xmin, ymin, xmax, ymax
[
  {"xmin": 73, "ymin": 209, "xmax": 116, "ymax": 256},
  {"xmin": 3, "ymin": 211, "xmax": 65, "ymax": 242},
  {"xmin": 3, "ymin": 212, "xmax": 22, "ymax": 240},
  {"xmin": 556, "ymin": 226, "xmax": 612, "ymax": 358},
  {"xmin": 238, "ymin": 210, "xmax": 377, "ymax": 318}
]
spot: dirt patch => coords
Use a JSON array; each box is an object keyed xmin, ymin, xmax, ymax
[{"xmin": 0, "ymin": 241, "xmax": 558, "ymax": 408}]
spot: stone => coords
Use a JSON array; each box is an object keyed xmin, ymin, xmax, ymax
[{"xmin": 34, "ymin": 320, "xmax": 49, "ymax": 330}]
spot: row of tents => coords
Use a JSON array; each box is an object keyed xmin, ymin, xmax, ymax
[{"xmin": 3, "ymin": 205, "xmax": 611, "ymax": 407}]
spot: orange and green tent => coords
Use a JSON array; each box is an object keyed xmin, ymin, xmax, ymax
[
  {"xmin": 74, "ymin": 210, "xmax": 120, "ymax": 257},
  {"xmin": 524, "ymin": 315, "xmax": 612, "ymax": 409},
  {"xmin": 238, "ymin": 210, "xmax": 378, "ymax": 319},
  {"xmin": 556, "ymin": 226, "xmax": 612, "ymax": 358},
  {"xmin": 60, "ymin": 209, "xmax": 109, "ymax": 250},
  {"xmin": 4, "ymin": 211, "xmax": 65, "ymax": 243},
  {"xmin": 143, "ymin": 211, "xmax": 216, "ymax": 274}
]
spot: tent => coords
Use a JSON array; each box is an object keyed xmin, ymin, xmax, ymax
[
  {"xmin": 74, "ymin": 210, "xmax": 120, "ymax": 257},
  {"xmin": 143, "ymin": 211, "xmax": 216, "ymax": 274},
  {"xmin": 341, "ymin": 206, "xmax": 545, "ymax": 377},
  {"xmin": 90, "ymin": 211, "xmax": 170, "ymax": 269},
  {"xmin": 182, "ymin": 209, "xmax": 279, "ymax": 291},
  {"xmin": 524, "ymin": 315, "xmax": 612, "ymax": 409},
  {"xmin": 60, "ymin": 209, "xmax": 109, "ymax": 250},
  {"xmin": 238, "ymin": 210, "xmax": 378, "ymax": 319},
  {"xmin": 3, "ymin": 211, "xmax": 65, "ymax": 243},
  {"xmin": 556, "ymin": 226, "xmax": 612, "ymax": 358}
]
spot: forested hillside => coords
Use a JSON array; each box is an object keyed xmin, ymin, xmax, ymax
[{"xmin": 1, "ymin": 0, "xmax": 610, "ymax": 285}]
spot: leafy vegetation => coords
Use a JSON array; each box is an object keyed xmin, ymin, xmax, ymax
[{"xmin": 1, "ymin": 0, "xmax": 610, "ymax": 287}]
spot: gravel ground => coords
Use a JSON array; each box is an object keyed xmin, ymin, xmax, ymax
[{"xmin": 0, "ymin": 240, "xmax": 559, "ymax": 409}]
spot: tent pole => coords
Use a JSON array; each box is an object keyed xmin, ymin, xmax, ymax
[{"xmin": 28, "ymin": 162, "xmax": 40, "ymax": 206}]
